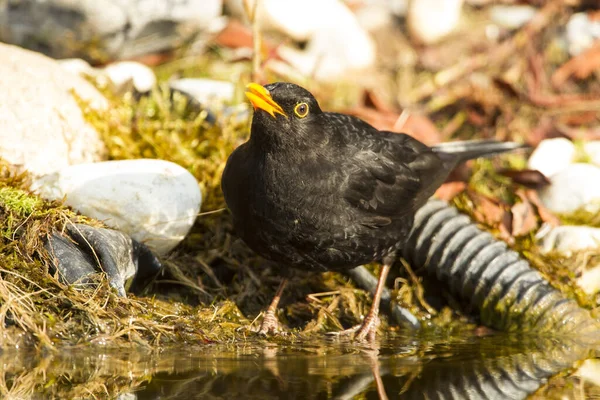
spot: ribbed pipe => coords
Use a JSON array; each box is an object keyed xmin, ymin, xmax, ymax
[
  {"xmin": 402, "ymin": 200, "xmax": 600, "ymax": 338},
  {"xmin": 398, "ymin": 338, "xmax": 591, "ymax": 400}
]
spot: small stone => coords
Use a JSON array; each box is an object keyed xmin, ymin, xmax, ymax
[
  {"xmin": 576, "ymin": 359, "xmax": 600, "ymax": 387},
  {"xmin": 407, "ymin": 0, "xmax": 464, "ymax": 45},
  {"xmin": 538, "ymin": 225, "xmax": 600, "ymax": 294},
  {"xmin": 489, "ymin": 5, "xmax": 537, "ymax": 30},
  {"xmin": 583, "ymin": 141, "xmax": 600, "ymax": 167},
  {"xmin": 0, "ymin": 0, "xmax": 222, "ymax": 61},
  {"xmin": 57, "ymin": 58, "xmax": 97, "ymax": 77},
  {"xmin": 578, "ymin": 266, "xmax": 600, "ymax": 296},
  {"xmin": 538, "ymin": 163, "xmax": 600, "ymax": 214},
  {"xmin": 527, "ymin": 138, "xmax": 576, "ymax": 178},
  {"xmin": 32, "ymin": 159, "xmax": 202, "ymax": 255},
  {"xmin": 243, "ymin": 0, "xmax": 375, "ymax": 81},
  {"xmin": 538, "ymin": 225, "xmax": 600, "ymax": 255},
  {"xmin": 169, "ymin": 78, "xmax": 235, "ymax": 105},
  {"xmin": 0, "ymin": 43, "xmax": 106, "ymax": 176},
  {"xmin": 565, "ymin": 12, "xmax": 600, "ymax": 56},
  {"xmin": 103, "ymin": 61, "xmax": 156, "ymax": 94},
  {"xmin": 353, "ymin": 0, "xmax": 408, "ymax": 31}
]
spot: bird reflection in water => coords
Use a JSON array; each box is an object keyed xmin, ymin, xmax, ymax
[{"xmin": 3, "ymin": 334, "xmax": 596, "ymax": 399}]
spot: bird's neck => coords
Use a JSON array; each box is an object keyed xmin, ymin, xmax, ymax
[{"xmin": 248, "ymin": 125, "xmax": 309, "ymax": 156}]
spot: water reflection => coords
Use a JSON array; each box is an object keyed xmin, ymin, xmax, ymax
[{"xmin": 1, "ymin": 334, "xmax": 597, "ymax": 399}]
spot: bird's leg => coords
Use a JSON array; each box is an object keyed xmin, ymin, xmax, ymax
[
  {"xmin": 332, "ymin": 263, "xmax": 391, "ymax": 341},
  {"xmin": 255, "ymin": 278, "xmax": 288, "ymax": 335}
]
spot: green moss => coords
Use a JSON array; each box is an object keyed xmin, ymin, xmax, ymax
[
  {"xmin": 558, "ymin": 205, "xmax": 600, "ymax": 228},
  {"xmin": 0, "ymin": 187, "xmax": 43, "ymax": 217}
]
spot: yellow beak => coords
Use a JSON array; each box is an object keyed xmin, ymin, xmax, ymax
[{"xmin": 245, "ymin": 83, "xmax": 287, "ymax": 118}]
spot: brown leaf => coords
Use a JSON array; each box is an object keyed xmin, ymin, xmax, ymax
[
  {"xmin": 492, "ymin": 77, "xmax": 522, "ymax": 100},
  {"xmin": 434, "ymin": 181, "xmax": 467, "ymax": 201},
  {"xmin": 214, "ymin": 19, "xmax": 275, "ymax": 56},
  {"xmin": 214, "ymin": 20, "xmax": 253, "ymax": 49},
  {"xmin": 468, "ymin": 190, "xmax": 509, "ymax": 227},
  {"xmin": 523, "ymin": 189, "xmax": 560, "ymax": 227},
  {"xmin": 528, "ymin": 117, "xmax": 563, "ymax": 147},
  {"xmin": 362, "ymin": 89, "xmax": 395, "ymax": 114},
  {"xmin": 558, "ymin": 111, "xmax": 599, "ymax": 127},
  {"xmin": 510, "ymin": 200, "xmax": 538, "ymax": 237},
  {"xmin": 499, "ymin": 169, "xmax": 551, "ymax": 189},
  {"xmin": 552, "ymin": 42, "xmax": 600, "ymax": 88}
]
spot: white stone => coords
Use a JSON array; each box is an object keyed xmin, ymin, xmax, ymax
[
  {"xmin": 0, "ymin": 0, "xmax": 222, "ymax": 61},
  {"xmin": 539, "ymin": 163, "xmax": 600, "ymax": 214},
  {"xmin": 584, "ymin": 141, "xmax": 600, "ymax": 167},
  {"xmin": 169, "ymin": 78, "xmax": 235, "ymax": 105},
  {"xmin": 346, "ymin": 0, "xmax": 408, "ymax": 31},
  {"xmin": 527, "ymin": 138, "xmax": 576, "ymax": 178},
  {"xmin": 0, "ymin": 43, "xmax": 106, "ymax": 176},
  {"xmin": 103, "ymin": 61, "xmax": 156, "ymax": 93},
  {"xmin": 538, "ymin": 225, "xmax": 600, "ymax": 294},
  {"xmin": 243, "ymin": 0, "xmax": 375, "ymax": 81},
  {"xmin": 32, "ymin": 159, "xmax": 202, "ymax": 255},
  {"xmin": 576, "ymin": 359, "xmax": 600, "ymax": 387},
  {"xmin": 566, "ymin": 12, "xmax": 600, "ymax": 56},
  {"xmin": 577, "ymin": 266, "xmax": 600, "ymax": 295},
  {"xmin": 407, "ymin": 0, "xmax": 464, "ymax": 44},
  {"xmin": 57, "ymin": 58, "xmax": 97, "ymax": 77},
  {"xmin": 538, "ymin": 225, "xmax": 600, "ymax": 255},
  {"xmin": 489, "ymin": 5, "xmax": 537, "ymax": 30}
]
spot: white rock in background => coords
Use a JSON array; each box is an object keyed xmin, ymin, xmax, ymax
[
  {"xmin": 0, "ymin": 0, "xmax": 223, "ymax": 61},
  {"xmin": 566, "ymin": 12, "xmax": 600, "ymax": 56},
  {"xmin": 539, "ymin": 163, "xmax": 600, "ymax": 214},
  {"xmin": 169, "ymin": 78, "xmax": 235, "ymax": 105},
  {"xmin": 538, "ymin": 225, "xmax": 600, "ymax": 255},
  {"xmin": 489, "ymin": 5, "xmax": 537, "ymax": 30},
  {"xmin": 407, "ymin": 0, "xmax": 464, "ymax": 44},
  {"xmin": 527, "ymin": 138, "xmax": 576, "ymax": 178},
  {"xmin": 578, "ymin": 266, "xmax": 600, "ymax": 295},
  {"xmin": 538, "ymin": 225, "xmax": 600, "ymax": 295},
  {"xmin": 57, "ymin": 58, "xmax": 97, "ymax": 77},
  {"xmin": 32, "ymin": 159, "xmax": 202, "ymax": 255},
  {"xmin": 103, "ymin": 61, "xmax": 156, "ymax": 93},
  {"xmin": 0, "ymin": 43, "xmax": 106, "ymax": 176},
  {"xmin": 243, "ymin": 0, "xmax": 375, "ymax": 81},
  {"xmin": 576, "ymin": 360, "xmax": 600, "ymax": 387},
  {"xmin": 583, "ymin": 141, "xmax": 600, "ymax": 167}
]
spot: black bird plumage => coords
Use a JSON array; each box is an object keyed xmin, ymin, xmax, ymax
[{"xmin": 222, "ymin": 82, "xmax": 524, "ymax": 338}]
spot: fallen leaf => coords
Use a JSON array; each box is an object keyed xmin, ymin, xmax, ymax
[
  {"xmin": 434, "ymin": 181, "xmax": 467, "ymax": 201},
  {"xmin": 499, "ymin": 169, "xmax": 551, "ymax": 189},
  {"xmin": 558, "ymin": 111, "xmax": 599, "ymax": 127},
  {"xmin": 468, "ymin": 190, "xmax": 509, "ymax": 227},
  {"xmin": 552, "ymin": 42, "xmax": 600, "ymax": 88},
  {"xmin": 528, "ymin": 117, "xmax": 563, "ymax": 147},
  {"xmin": 524, "ymin": 189, "xmax": 560, "ymax": 227},
  {"xmin": 214, "ymin": 19, "xmax": 275, "ymax": 56},
  {"xmin": 362, "ymin": 89, "xmax": 395, "ymax": 114},
  {"xmin": 510, "ymin": 200, "xmax": 538, "ymax": 237}
]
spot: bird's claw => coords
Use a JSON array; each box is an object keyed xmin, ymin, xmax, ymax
[
  {"xmin": 327, "ymin": 315, "xmax": 380, "ymax": 341},
  {"xmin": 251, "ymin": 311, "xmax": 288, "ymax": 336}
]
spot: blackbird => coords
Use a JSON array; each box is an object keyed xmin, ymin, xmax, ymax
[{"xmin": 222, "ymin": 82, "xmax": 524, "ymax": 340}]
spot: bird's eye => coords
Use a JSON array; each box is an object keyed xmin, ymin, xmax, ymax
[{"xmin": 294, "ymin": 102, "xmax": 309, "ymax": 118}]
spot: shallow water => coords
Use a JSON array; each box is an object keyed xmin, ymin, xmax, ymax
[{"xmin": 2, "ymin": 333, "xmax": 598, "ymax": 399}]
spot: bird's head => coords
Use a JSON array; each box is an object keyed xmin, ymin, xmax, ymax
[{"xmin": 245, "ymin": 82, "xmax": 323, "ymax": 144}]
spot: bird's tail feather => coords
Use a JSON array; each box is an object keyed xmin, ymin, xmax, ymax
[{"xmin": 432, "ymin": 140, "xmax": 527, "ymax": 165}]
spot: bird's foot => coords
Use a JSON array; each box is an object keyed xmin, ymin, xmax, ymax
[
  {"xmin": 251, "ymin": 310, "xmax": 287, "ymax": 336},
  {"xmin": 328, "ymin": 315, "xmax": 380, "ymax": 341}
]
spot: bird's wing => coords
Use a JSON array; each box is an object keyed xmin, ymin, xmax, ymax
[{"xmin": 341, "ymin": 133, "xmax": 447, "ymax": 226}]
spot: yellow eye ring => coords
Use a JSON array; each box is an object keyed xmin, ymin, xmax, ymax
[{"xmin": 294, "ymin": 102, "xmax": 309, "ymax": 118}]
